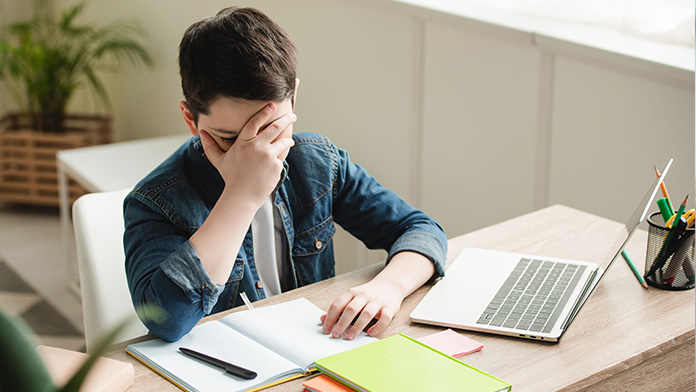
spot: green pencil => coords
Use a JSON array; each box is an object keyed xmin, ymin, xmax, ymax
[{"xmin": 622, "ymin": 250, "xmax": 648, "ymax": 289}]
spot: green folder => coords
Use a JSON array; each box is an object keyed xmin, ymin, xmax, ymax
[{"xmin": 313, "ymin": 334, "xmax": 511, "ymax": 392}]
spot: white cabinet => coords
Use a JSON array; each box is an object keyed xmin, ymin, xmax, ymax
[
  {"xmin": 420, "ymin": 21, "xmax": 542, "ymax": 237},
  {"xmin": 420, "ymin": 18, "xmax": 694, "ymax": 238},
  {"xmin": 549, "ymin": 57, "xmax": 695, "ymax": 222}
]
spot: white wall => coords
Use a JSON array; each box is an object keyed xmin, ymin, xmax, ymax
[
  {"xmin": 3, "ymin": 0, "xmax": 694, "ymax": 273},
  {"xmin": 420, "ymin": 21, "xmax": 542, "ymax": 236},
  {"xmin": 549, "ymin": 57, "xmax": 695, "ymax": 219},
  {"xmin": 60, "ymin": 0, "xmax": 412, "ymax": 271}
]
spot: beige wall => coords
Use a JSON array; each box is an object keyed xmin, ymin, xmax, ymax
[
  {"xmin": 2, "ymin": 0, "xmax": 694, "ymax": 272},
  {"xmin": 51, "ymin": 0, "xmax": 415, "ymax": 270}
]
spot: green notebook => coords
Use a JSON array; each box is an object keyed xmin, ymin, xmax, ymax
[{"xmin": 313, "ymin": 334, "xmax": 511, "ymax": 392}]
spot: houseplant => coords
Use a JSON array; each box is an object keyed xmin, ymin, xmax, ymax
[
  {"xmin": 0, "ymin": 0, "xmax": 153, "ymax": 205},
  {"xmin": 0, "ymin": 309, "xmax": 124, "ymax": 391},
  {"xmin": 0, "ymin": 306, "xmax": 163, "ymax": 391}
]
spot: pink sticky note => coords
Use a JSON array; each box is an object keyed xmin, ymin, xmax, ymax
[{"xmin": 417, "ymin": 329, "xmax": 484, "ymax": 357}]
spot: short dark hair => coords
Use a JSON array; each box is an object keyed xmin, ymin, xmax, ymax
[{"xmin": 178, "ymin": 7, "xmax": 297, "ymax": 123}]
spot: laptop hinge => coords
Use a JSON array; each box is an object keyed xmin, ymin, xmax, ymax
[{"xmin": 561, "ymin": 268, "xmax": 599, "ymax": 331}]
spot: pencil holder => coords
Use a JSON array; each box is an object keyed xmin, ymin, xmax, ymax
[{"xmin": 644, "ymin": 212, "xmax": 695, "ymax": 290}]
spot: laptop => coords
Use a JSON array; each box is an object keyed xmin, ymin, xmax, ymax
[{"xmin": 410, "ymin": 160, "xmax": 672, "ymax": 342}]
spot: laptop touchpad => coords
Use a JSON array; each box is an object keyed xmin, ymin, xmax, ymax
[{"xmin": 446, "ymin": 265, "xmax": 508, "ymax": 317}]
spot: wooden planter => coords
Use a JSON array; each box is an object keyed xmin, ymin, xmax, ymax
[{"xmin": 0, "ymin": 113, "xmax": 112, "ymax": 206}]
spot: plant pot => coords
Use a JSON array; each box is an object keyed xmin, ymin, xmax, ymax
[{"xmin": 0, "ymin": 112, "xmax": 112, "ymax": 206}]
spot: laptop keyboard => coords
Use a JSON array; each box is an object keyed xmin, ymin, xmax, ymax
[{"xmin": 476, "ymin": 258, "xmax": 586, "ymax": 334}]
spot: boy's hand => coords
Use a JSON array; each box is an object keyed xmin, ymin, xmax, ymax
[
  {"xmin": 320, "ymin": 280, "xmax": 403, "ymax": 340},
  {"xmin": 199, "ymin": 103, "xmax": 296, "ymax": 208},
  {"xmin": 320, "ymin": 251, "xmax": 436, "ymax": 340}
]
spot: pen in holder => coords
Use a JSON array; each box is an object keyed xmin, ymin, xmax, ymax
[{"xmin": 644, "ymin": 212, "xmax": 695, "ymax": 290}]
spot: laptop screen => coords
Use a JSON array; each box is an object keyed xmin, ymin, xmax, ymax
[
  {"xmin": 598, "ymin": 159, "xmax": 672, "ymax": 274},
  {"xmin": 564, "ymin": 159, "xmax": 672, "ymax": 332}
]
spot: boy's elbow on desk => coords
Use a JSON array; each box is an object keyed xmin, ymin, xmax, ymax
[
  {"xmin": 139, "ymin": 306, "xmax": 200, "ymax": 342},
  {"xmin": 145, "ymin": 321, "xmax": 189, "ymax": 343},
  {"xmin": 133, "ymin": 285, "xmax": 208, "ymax": 342}
]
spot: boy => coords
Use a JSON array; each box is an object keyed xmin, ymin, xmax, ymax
[{"xmin": 124, "ymin": 7, "xmax": 446, "ymax": 342}]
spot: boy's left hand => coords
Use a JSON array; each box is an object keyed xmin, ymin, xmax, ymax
[
  {"xmin": 320, "ymin": 279, "xmax": 403, "ymax": 340},
  {"xmin": 320, "ymin": 251, "xmax": 436, "ymax": 340}
]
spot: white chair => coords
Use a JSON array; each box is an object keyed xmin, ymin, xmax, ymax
[{"xmin": 72, "ymin": 188, "xmax": 147, "ymax": 352}]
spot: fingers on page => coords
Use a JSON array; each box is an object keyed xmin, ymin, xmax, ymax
[
  {"xmin": 366, "ymin": 308, "xmax": 394, "ymax": 337},
  {"xmin": 323, "ymin": 295, "xmax": 352, "ymax": 335},
  {"xmin": 346, "ymin": 304, "xmax": 379, "ymax": 340},
  {"xmin": 332, "ymin": 298, "xmax": 368, "ymax": 339}
]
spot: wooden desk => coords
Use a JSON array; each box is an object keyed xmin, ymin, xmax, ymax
[{"xmin": 106, "ymin": 205, "xmax": 695, "ymax": 391}]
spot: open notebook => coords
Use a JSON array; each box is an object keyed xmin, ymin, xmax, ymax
[{"xmin": 126, "ymin": 298, "xmax": 376, "ymax": 392}]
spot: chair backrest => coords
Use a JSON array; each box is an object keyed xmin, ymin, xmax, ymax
[{"xmin": 72, "ymin": 188, "xmax": 147, "ymax": 352}]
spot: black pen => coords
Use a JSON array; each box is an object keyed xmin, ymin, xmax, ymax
[{"xmin": 179, "ymin": 347, "xmax": 257, "ymax": 380}]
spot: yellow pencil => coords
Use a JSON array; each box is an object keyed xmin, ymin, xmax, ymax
[{"xmin": 654, "ymin": 165, "xmax": 674, "ymax": 214}]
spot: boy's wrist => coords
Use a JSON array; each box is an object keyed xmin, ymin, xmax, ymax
[
  {"xmin": 216, "ymin": 178, "xmax": 282, "ymax": 213},
  {"xmin": 219, "ymin": 186, "xmax": 264, "ymax": 212},
  {"xmin": 377, "ymin": 251, "xmax": 435, "ymax": 298}
]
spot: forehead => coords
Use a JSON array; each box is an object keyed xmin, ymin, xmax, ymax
[{"xmin": 204, "ymin": 96, "xmax": 293, "ymax": 130}]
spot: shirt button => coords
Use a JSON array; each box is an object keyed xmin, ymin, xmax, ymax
[
  {"xmin": 315, "ymin": 239, "xmax": 322, "ymax": 249},
  {"xmin": 255, "ymin": 281, "xmax": 263, "ymax": 289}
]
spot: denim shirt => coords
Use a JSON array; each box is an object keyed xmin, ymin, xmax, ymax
[{"xmin": 124, "ymin": 132, "xmax": 447, "ymax": 341}]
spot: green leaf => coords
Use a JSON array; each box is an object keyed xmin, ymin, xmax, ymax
[
  {"xmin": 59, "ymin": 2, "xmax": 88, "ymax": 32},
  {"xmin": 59, "ymin": 305, "xmax": 165, "ymax": 392},
  {"xmin": 0, "ymin": 303, "xmax": 165, "ymax": 392},
  {"xmin": 0, "ymin": 311, "xmax": 56, "ymax": 392},
  {"xmin": 0, "ymin": 0, "xmax": 154, "ymax": 132}
]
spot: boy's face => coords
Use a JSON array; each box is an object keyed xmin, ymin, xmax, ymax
[{"xmin": 186, "ymin": 96, "xmax": 295, "ymax": 154}]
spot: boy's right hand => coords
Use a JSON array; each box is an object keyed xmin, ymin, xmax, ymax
[{"xmin": 199, "ymin": 103, "xmax": 296, "ymax": 209}]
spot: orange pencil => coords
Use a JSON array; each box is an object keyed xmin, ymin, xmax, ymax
[{"xmin": 654, "ymin": 165, "xmax": 674, "ymax": 213}]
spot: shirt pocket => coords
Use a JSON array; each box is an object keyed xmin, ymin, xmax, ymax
[
  {"xmin": 293, "ymin": 217, "xmax": 336, "ymax": 257},
  {"xmin": 227, "ymin": 255, "xmax": 245, "ymax": 282}
]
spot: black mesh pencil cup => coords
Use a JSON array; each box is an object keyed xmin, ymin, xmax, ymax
[{"xmin": 644, "ymin": 212, "xmax": 695, "ymax": 290}]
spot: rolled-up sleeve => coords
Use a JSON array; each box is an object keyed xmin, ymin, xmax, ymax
[
  {"xmin": 160, "ymin": 241, "xmax": 224, "ymax": 313},
  {"xmin": 387, "ymin": 231, "xmax": 447, "ymax": 279}
]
